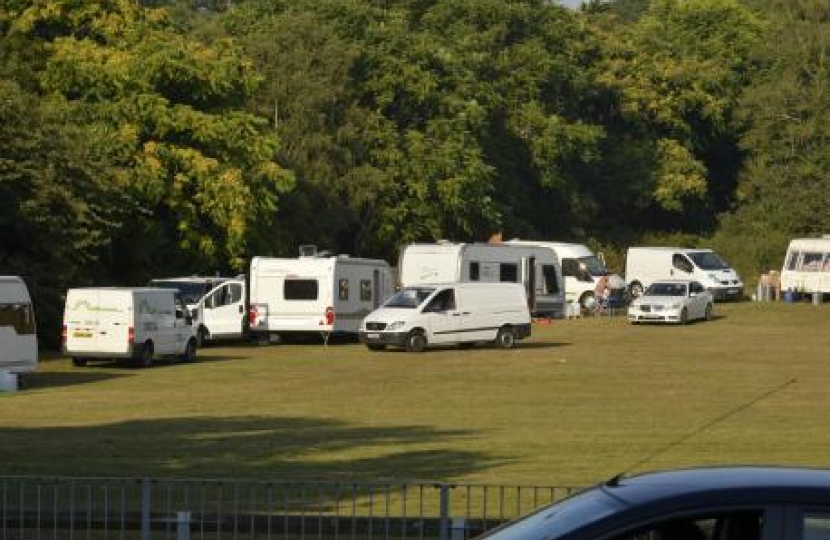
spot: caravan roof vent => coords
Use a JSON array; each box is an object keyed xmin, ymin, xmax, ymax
[{"xmin": 299, "ymin": 245, "xmax": 318, "ymax": 257}]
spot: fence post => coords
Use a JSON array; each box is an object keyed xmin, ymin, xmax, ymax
[
  {"xmin": 439, "ymin": 484, "xmax": 450, "ymax": 540},
  {"xmin": 141, "ymin": 479, "xmax": 152, "ymax": 540}
]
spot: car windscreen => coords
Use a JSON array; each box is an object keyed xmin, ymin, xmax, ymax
[
  {"xmin": 477, "ymin": 485, "xmax": 625, "ymax": 540},
  {"xmin": 646, "ymin": 283, "xmax": 687, "ymax": 296},
  {"xmin": 382, "ymin": 287, "xmax": 436, "ymax": 308},
  {"xmin": 579, "ymin": 256, "xmax": 608, "ymax": 277},
  {"xmin": 688, "ymin": 252, "xmax": 729, "ymax": 270},
  {"xmin": 150, "ymin": 281, "xmax": 208, "ymax": 304}
]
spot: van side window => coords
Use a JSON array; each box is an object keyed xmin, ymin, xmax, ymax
[
  {"xmin": 541, "ymin": 265, "xmax": 560, "ymax": 294},
  {"xmin": 470, "ymin": 262, "xmax": 480, "ymax": 281},
  {"xmin": 786, "ymin": 251, "xmax": 800, "ymax": 271},
  {"xmin": 339, "ymin": 279, "xmax": 349, "ymax": 300},
  {"xmin": 0, "ymin": 303, "xmax": 36, "ymax": 335},
  {"xmin": 500, "ymin": 263, "xmax": 518, "ymax": 282},
  {"xmin": 228, "ymin": 283, "xmax": 243, "ymax": 304},
  {"xmin": 561, "ymin": 258, "xmax": 578, "ymax": 277},
  {"xmin": 424, "ymin": 289, "xmax": 456, "ymax": 312},
  {"xmin": 800, "ymin": 252, "xmax": 823, "ymax": 272},
  {"xmin": 673, "ymin": 254, "xmax": 694, "ymax": 273},
  {"xmin": 360, "ymin": 280, "xmax": 372, "ymax": 301}
]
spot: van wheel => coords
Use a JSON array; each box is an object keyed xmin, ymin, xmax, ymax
[
  {"xmin": 180, "ymin": 338, "xmax": 197, "ymax": 362},
  {"xmin": 197, "ymin": 326, "xmax": 209, "ymax": 347},
  {"xmin": 705, "ymin": 304, "xmax": 713, "ymax": 321},
  {"xmin": 579, "ymin": 292, "xmax": 595, "ymax": 312},
  {"xmin": 629, "ymin": 282, "xmax": 644, "ymax": 298},
  {"xmin": 367, "ymin": 344, "xmax": 385, "ymax": 352},
  {"xmin": 405, "ymin": 331, "xmax": 427, "ymax": 353},
  {"xmin": 137, "ymin": 342, "xmax": 154, "ymax": 368},
  {"xmin": 679, "ymin": 308, "xmax": 689, "ymax": 325},
  {"xmin": 495, "ymin": 326, "xmax": 516, "ymax": 349},
  {"xmin": 72, "ymin": 357, "xmax": 87, "ymax": 367}
]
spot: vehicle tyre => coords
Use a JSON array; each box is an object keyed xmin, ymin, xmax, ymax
[
  {"xmin": 197, "ymin": 326, "xmax": 209, "ymax": 347},
  {"xmin": 180, "ymin": 338, "xmax": 197, "ymax": 362},
  {"xmin": 705, "ymin": 303, "xmax": 713, "ymax": 321},
  {"xmin": 579, "ymin": 292, "xmax": 595, "ymax": 314},
  {"xmin": 494, "ymin": 326, "xmax": 516, "ymax": 349},
  {"xmin": 72, "ymin": 357, "xmax": 88, "ymax": 367},
  {"xmin": 679, "ymin": 308, "xmax": 689, "ymax": 325},
  {"xmin": 138, "ymin": 341, "xmax": 154, "ymax": 368},
  {"xmin": 405, "ymin": 331, "xmax": 427, "ymax": 353},
  {"xmin": 629, "ymin": 282, "xmax": 644, "ymax": 298}
]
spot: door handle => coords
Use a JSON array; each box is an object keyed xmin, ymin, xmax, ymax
[{"xmin": 239, "ymin": 305, "xmax": 244, "ymax": 314}]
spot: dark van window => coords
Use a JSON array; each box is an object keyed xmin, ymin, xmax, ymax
[
  {"xmin": 561, "ymin": 258, "xmax": 579, "ymax": 277},
  {"xmin": 0, "ymin": 303, "xmax": 36, "ymax": 335},
  {"xmin": 284, "ymin": 279, "xmax": 319, "ymax": 300},
  {"xmin": 500, "ymin": 263, "xmax": 518, "ymax": 282},
  {"xmin": 672, "ymin": 254, "xmax": 694, "ymax": 274},
  {"xmin": 542, "ymin": 265, "xmax": 560, "ymax": 294},
  {"xmin": 425, "ymin": 289, "xmax": 456, "ymax": 312},
  {"xmin": 470, "ymin": 262, "xmax": 480, "ymax": 281}
]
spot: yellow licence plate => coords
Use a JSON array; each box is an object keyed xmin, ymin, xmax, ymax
[{"xmin": 73, "ymin": 332, "xmax": 93, "ymax": 338}]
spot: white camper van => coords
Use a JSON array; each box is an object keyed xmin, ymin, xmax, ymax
[
  {"xmin": 781, "ymin": 236, "xmax": 830, "ymax": 296},
  {"xmin": 248, "ymin": 252, "xmax": 393, "ymax": 340},
  {"xmin": 62, "ymin": 287, "xmax": 198, "ymax": 367},
  {"xmin": 507, "ymin": 240, "xmax": 614, "ymax": 310},
  {"xmin": 150, "ymin": 276, "xmax": 246, "ymax": 345},
  {"xmin": 359, "ymin": 282, "xmax": 531, "ymax": 352},
  {"xmin": 398, "ymin": 242, "xmax": 565, "ymax": 317},
  {"xmin": 0, "ymin": 276, "xmax": 38, "ymax": 374},
  {"xmin": 625, "ymin": 247, "xmax": 743, "ymax": 300}
]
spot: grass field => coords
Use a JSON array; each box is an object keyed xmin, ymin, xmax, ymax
[{"xmin": 2, "ymin": 301, "xmax": 830, "ymax": 487}]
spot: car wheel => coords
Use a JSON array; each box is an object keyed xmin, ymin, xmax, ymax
[
  {"xmin": 680, "ymin": 308, "xmax": 689, "ymax": 325},
  {"xmin": 494, "ymin": 326, "xmax": 516, "ymax": 349},
  {"xmin": 72, "ymin": 357, "xmax": 87, "ymax": 367},
  {"xmin": 405, "ymin": 331, "xmax": 427, "ymax": 353},
  {"xmin": 138, "ymin": 341, "xmax": 154, "ymax": 368},
  {"xmin": 367, "ymin": 344, "xmax": 385, "ymax": 352},
  {"xmin": 705, "ymin": 303, "xmax": 713, "ymax": 321},
  {"xmin": 629, "ymin": 282, "xmax": 644, "ymax": 298},
  {"xmin": 180, "ymin": 338, "xmax": 197, "ymax": 362},
  {"xmin": 197, "ymin": 326, "xmax": 209, "ymax": 347}
]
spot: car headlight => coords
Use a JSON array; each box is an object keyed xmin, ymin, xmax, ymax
[{"xmin": 387, "ymin": 321, "xmax": 406, "ymax": 331}]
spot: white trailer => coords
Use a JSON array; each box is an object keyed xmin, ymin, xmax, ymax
[
  {"xmin": 398, "ymin": 242, "xmax": 565, "ymax": 317},
  {"xmin": 150, "ymin": 276, "xmax": 246, "ymax": 345},
  {"xmin": 0, "ymin": 276, "xmax": 38, "ymax": 374},
  {"xmin": 781, "ymin": 236, "xmax": 830, "ymax": 295},
  {"xmin": 625, "ymin": 247, "xmax": 743, "ymax": 300},
  {"xmin": 248, "ymin": 253, "xmax": 393, "ymax": 339},
  {"xmin": 62, "ymin": 287, "xmax": 198, "ymax": 367}
]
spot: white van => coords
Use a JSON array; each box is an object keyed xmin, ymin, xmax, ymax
[
  {"xmin": 625, "ymin": 247, "xmax": 743, "ymax": 300},
  {"xmin": 398, "ymin": 242, "xmax": 565, "ymax": 318},
  {"xmin": 150, "ymin": 276, "xmax": 246, "ymax": 345},
  {"xmin": 0, "ymin": 276, "xmax": 38, "ymax": 374},
  {"xmin": 781, "ymin": 237, "xmax": 830, "ymax": 296},
  {"xmin": 359, "ymin": 282, "xmax": 531, "ymax": 352},
  {"xmin": 62, "ymin": 287, "xmax": 198, "ymax": 367},
  {"xmin": 507, "ymin": 240, "xmax": 615, "ymax": 310},
  {"xmin": 248, "ymin": 252, "xmax": 393, "ymax": 340}
]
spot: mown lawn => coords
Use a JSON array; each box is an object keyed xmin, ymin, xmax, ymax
[{"xmin": 2, "ymin": 301, "xmax": 829, "ymax": 486}]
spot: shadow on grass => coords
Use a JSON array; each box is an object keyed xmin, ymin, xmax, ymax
[
  {"xmin": 22, "ymin": 370, "xmax": 132, "ymax": 389},
  {"xmin": 0, "ymin": 415, "xmax": 501, "ymax": 482}
]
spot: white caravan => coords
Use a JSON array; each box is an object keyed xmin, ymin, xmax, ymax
[
  {"xmin": 781, "ymin": 236, "xmax": 830, "ymax": 295},
  {"xmin": 150, "ymin": 276, "xmax": 246, "ymax": 344},
  {"xmin": 625, "ymin": 247, "xmax": 743, "ymax": 300},
  {"xmin": 248, "ymin": 253, "xmax": 393, "ymax": 339},
  {"xmin": 507, "ymin": 240, "xmax": 613, "ymax": 310},
  {"xmin": 359, "ymin": 282, "xmax": 531, "ymax": 352},
  {"xmin": 62, "ymin": 287, "xmax": 198, "ymax": 367},
  {"xmin": 398, "ymin": 242, "xmax": 565, "ymax": 317},
  {"xmin": 0, "ymin": 276, "xmax": 38, "ymax": 374}
]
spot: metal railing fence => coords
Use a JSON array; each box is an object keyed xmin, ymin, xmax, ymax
[{"xmin": 0, "ymin": 477, "xmax": 580, "ymax": 540}]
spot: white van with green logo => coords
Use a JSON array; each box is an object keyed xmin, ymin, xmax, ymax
[{"xmin": 62, "ymin": 287, "xmax": 197, "ymax": 367}]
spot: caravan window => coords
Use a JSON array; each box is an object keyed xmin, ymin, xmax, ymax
[
  {"xmin": 0, "ymin": 303, "xmax": 36, "ymax": 335},
  {"xmin": 800, "ymin": 252, "xmax": 824, "ymax": 272},
  {"xmin": 500, "ymin": 263, "xmax": 518, "ymax": 282},
  {"xmin": 470, "ymin": 262, "xmax": 480, "ymax": 281},
  {"xmin": 360, "ymin": 280, "xmax": 372, "ymax": 301},
  {"xmin": 339, "ymin": 279, "xmax": 349, "ymax": 300},
  {"xmin": 541, "ymin": 265, "xmax": 560, "ymax": 294},
  {"xmin": 284, "ymin": 279, "xmax": 319, "ymax": 300}
]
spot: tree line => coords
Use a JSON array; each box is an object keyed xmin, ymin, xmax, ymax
[{"xmin": 1, "ymin": 0, "xmax": 827, "ymax": 345}]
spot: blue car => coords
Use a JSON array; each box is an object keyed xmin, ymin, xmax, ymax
[{"xmin": 479, "ymin": 467, "xmax": 830, "ymax": 540}]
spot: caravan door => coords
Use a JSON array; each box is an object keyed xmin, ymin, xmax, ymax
[{"xmin": 202, "ymin": 282, "xmax": 245, "ymax": 338}]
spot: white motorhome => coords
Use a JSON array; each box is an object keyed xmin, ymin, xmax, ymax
[
  {"xmin": 625, "ymin": 247, "xmax": 743, "ymax": 300},
  {"xmin": 62, "ymin": 287, "xmax": 198, "ymax": 367},
  {"xmin": 398, "ymin": 242, "xmax": 565, "ymax": 317},
  {"xmin": 150, "ymin": 276, "xmax": 246, "ymax": 345},
  {"xmin": 359, "ymin": 282, "xmax": 531, "ymax": 352},
  {"xmin": 507, "ymin": 240, "xmax": 613, "ymax": 310},
  {"xmin": 0, "ymin": 276, "xmax": 38, "ymax": 374},
  {"xmin": 248, "ymin": 251, "xmax": 393, "ymax": 340},
  {"xmin": 781, "ymin": 236, "xmax": 830, "ymax": 296}
]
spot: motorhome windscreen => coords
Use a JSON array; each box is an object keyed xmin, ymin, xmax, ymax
[
  {"xmin": 646, "ymin": 283, "xmax": 687, "ymax": 296},
  {"xmin": 150, "ymin": 281, "xmax": 208, "ymax": 304},
  {"xmin": 0, "ymin": 303, "xmax": 36, "ymax": 335},
  {"xmin": 284, "ymin": 279, "xmax": 319, "ymax": 300},
  {"xmin": 383, "ymin": 287, "xmax": 436, "ymax": 308},
  {"xmin": 688, "ymin": 252, "xmax": 729, "ymax": 270},
  {"xmin": 579, "ymin": 256, "xmax": 607, "ymax": 276}
]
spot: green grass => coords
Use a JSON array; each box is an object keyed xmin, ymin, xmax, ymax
[{"xmin": 2, "ymin": 302, "xmax": 830, "ymax": 486}]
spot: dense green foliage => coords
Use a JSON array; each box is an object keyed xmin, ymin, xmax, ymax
[{"xmin": 1, "ymin": 0, "xmax": 827, "ymax": 345}]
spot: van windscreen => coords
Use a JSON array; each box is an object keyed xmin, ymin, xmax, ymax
[
  {"xmin": 383, "ymin": 287, "xmax": 436, "ymax": 308},
  {"xmin": 151, "ymin": 281, "xmax": 209, "ymax": 304},
  {"xmin": 688, "ymin": 252, "xmax": 729, "ymax": 270}
]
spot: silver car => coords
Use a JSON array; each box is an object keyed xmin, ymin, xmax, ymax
[{"xmin": 628, "ymin": 280, "xmax": 713, "ymax": 324}]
